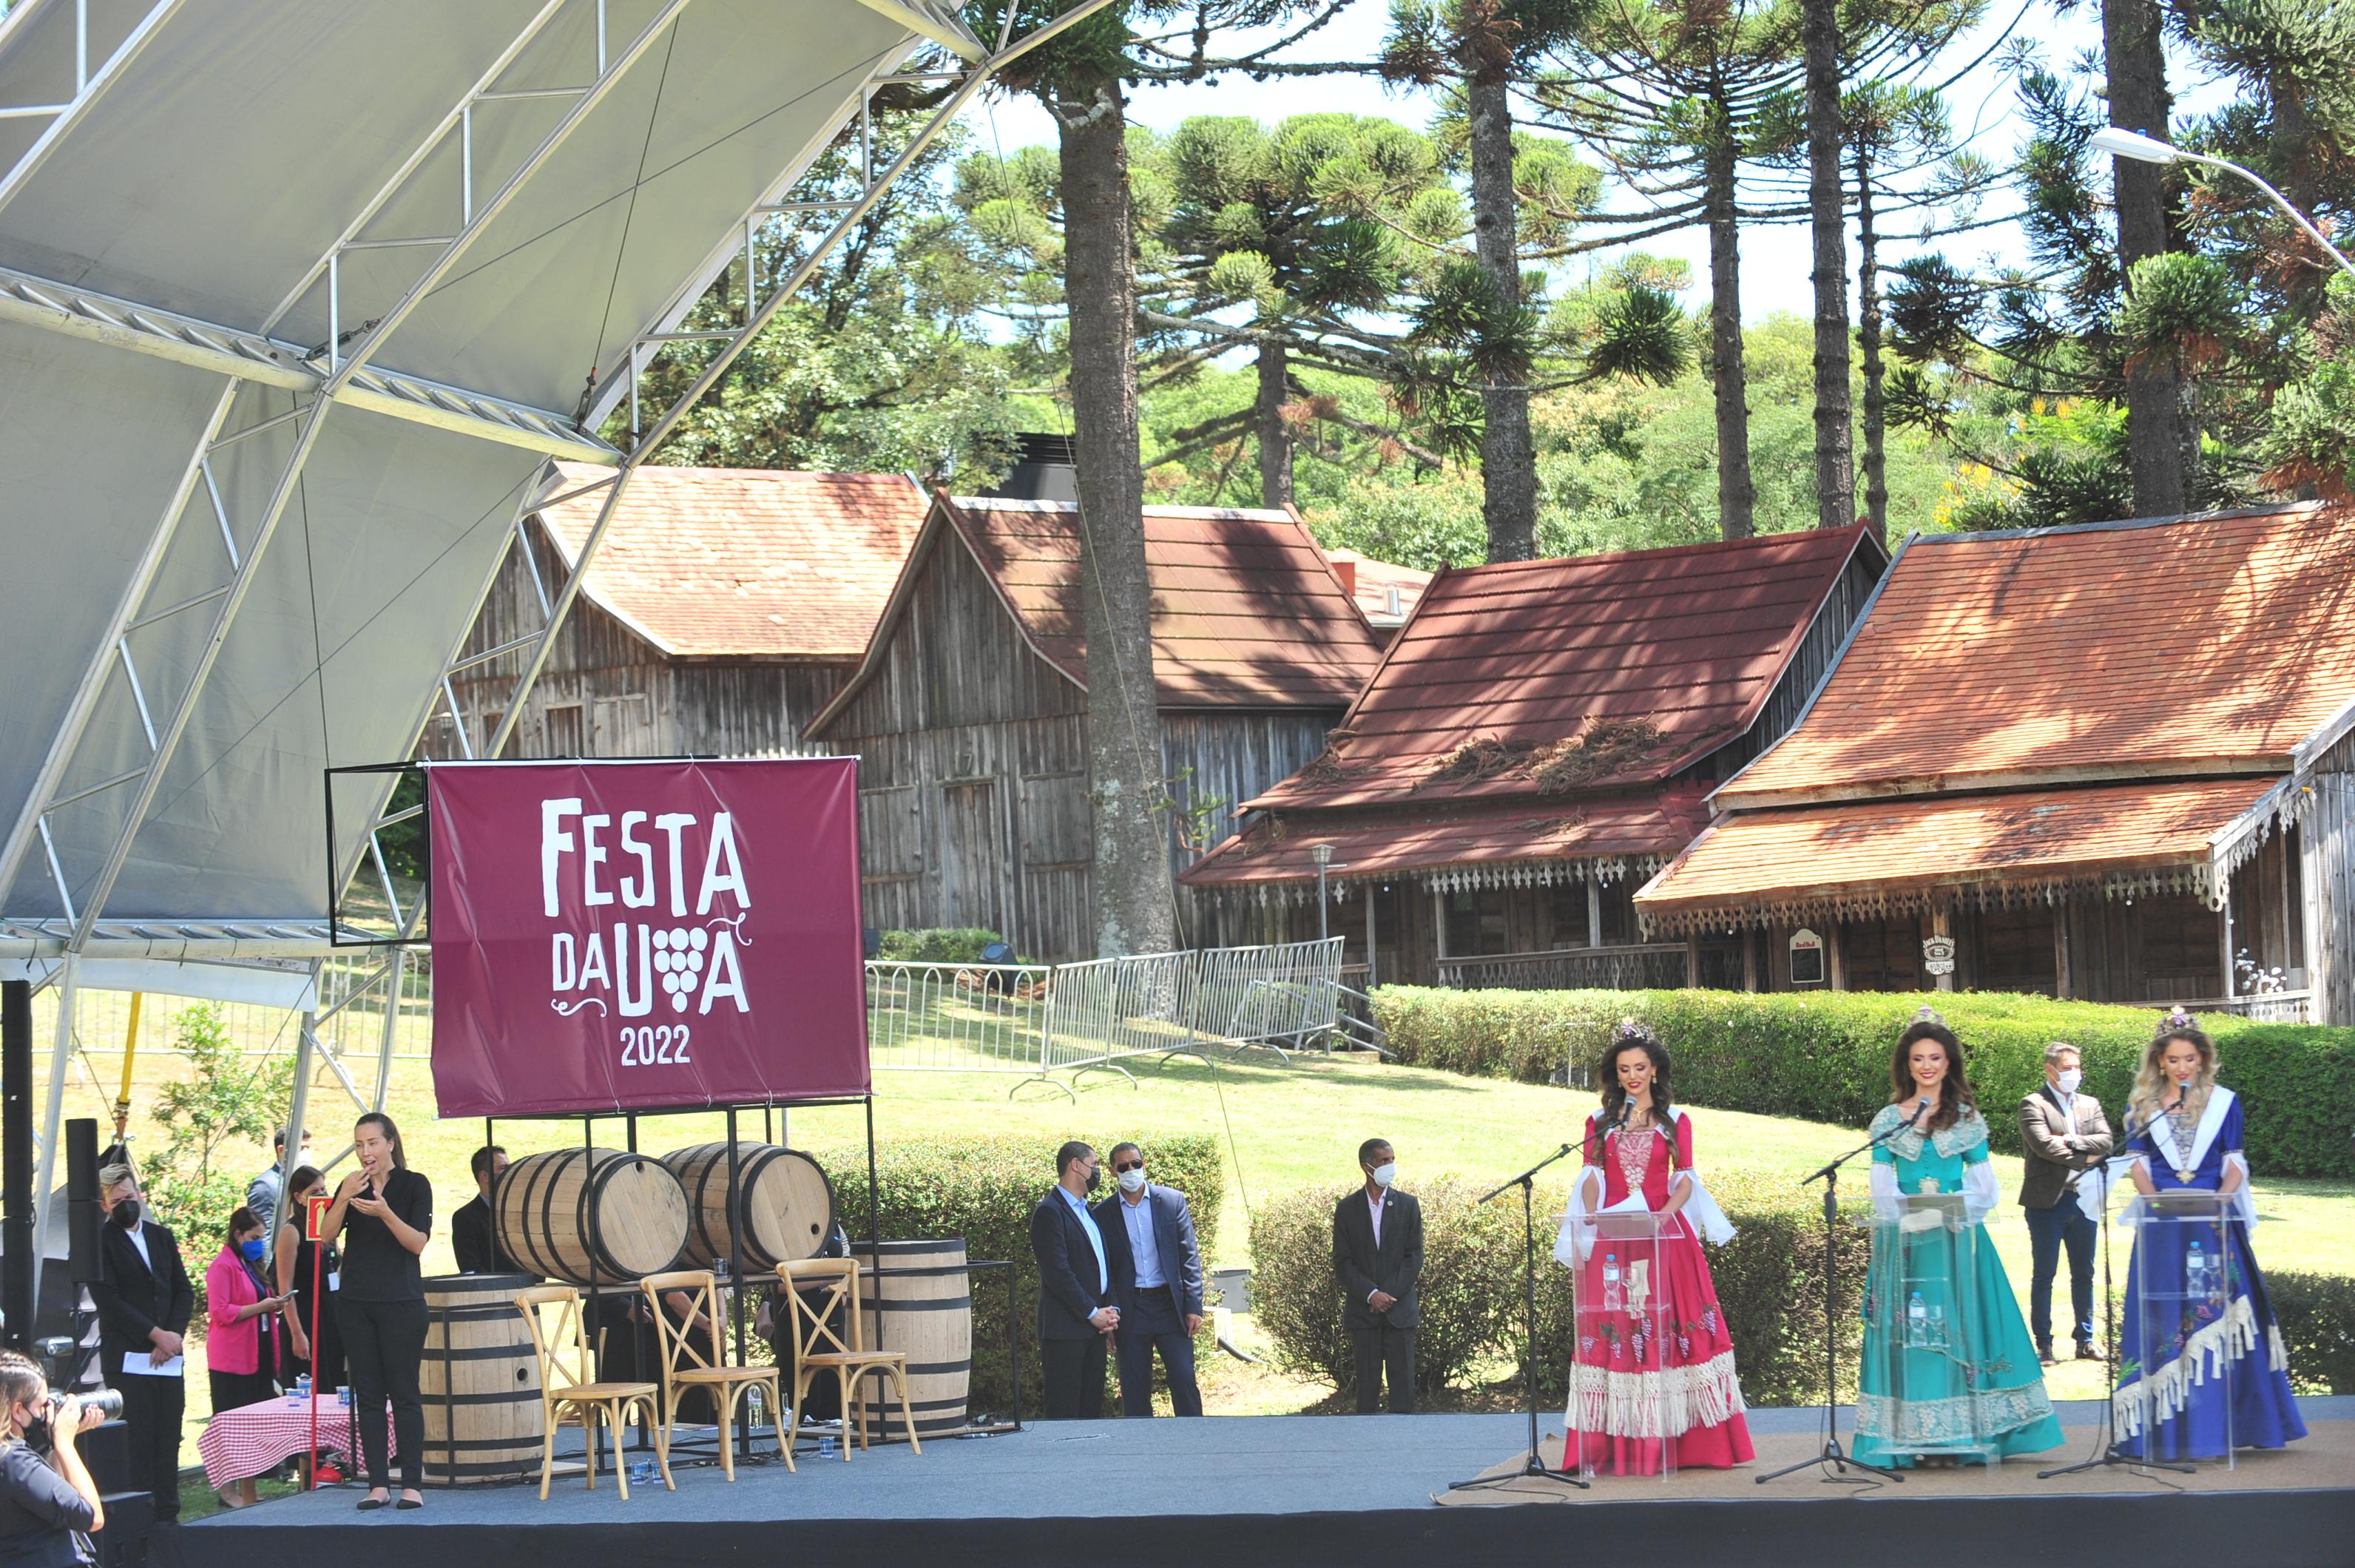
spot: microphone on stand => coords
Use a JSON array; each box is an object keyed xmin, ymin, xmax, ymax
[{"xmin": 1903, "ymin": 1094, "xmax": 1933, "ymax": 1129}]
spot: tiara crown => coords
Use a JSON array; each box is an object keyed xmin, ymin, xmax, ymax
[
  {"xmin": 1911, "ymin": 1004, "xmax": 1946, "ymax": 1028},
  {"xmin": 1613, "ymin": 1018, "xmax": 1646, "ymax": 1042},
  {"xmin": 2160, "ymin": 1005, "xmax": 2196, "ymax": 1034}
]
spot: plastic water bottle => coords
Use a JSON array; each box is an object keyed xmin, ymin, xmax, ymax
[
  {"xmin": 817, "ymin": 1433, "xmax": 836, "ymax": 1459},
  {"xmin": 627, "ymin": 1459, "xmax": 655, "ymax": 1487},
  {"xmin": 1908, "ymin": 1291, "xmax": 1927, "ymax": 1347},
  {"xmin": 1926, "ymin": 1300, "xmax": 1947, "ymax": 1348},
  {"xmin": 1603, "ymin": 1252, "xmax": 1623, "ymax": 1311},
  {"xmin": 2188, "ymin": 1240, "xmax": 2212, "ymax": 1302},
  {"xmin": 289, "ymin": 1373, "xmax": 311, "ymax": 1408}
]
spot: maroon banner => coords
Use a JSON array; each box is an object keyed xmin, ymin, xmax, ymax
[{"xmin": 426, "ymin": 757, "xmax": 868, "ymax": 1115}]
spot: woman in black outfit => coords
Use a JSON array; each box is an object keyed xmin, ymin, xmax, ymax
[
  {"xmin": 0, "ymin": 1351, "xmax": 103, "ymax": 1568},
  {"xmin": 323, "ymin": 1112, "xmax": 431, "ymax": 1512},
  {"xmin": 273, "ymin": 1165, "xmax": 345, "ymax": 1395}
]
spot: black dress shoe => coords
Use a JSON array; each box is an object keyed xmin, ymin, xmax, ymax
[
  {"xmin": 357, "ymin": 1498, "xmax": 388, "ymax": 1512},
  {"xmin": 396, "ymin": 1498, "xmax": 423, "ymax": 1511},
  {"xmin": 2036, "ymin": 1343, "xmax": 2056, "ymax": 1365},
  {"xmin": 2075, "ymin": 1342, "xmax": 2104, "ymax": 1361}
]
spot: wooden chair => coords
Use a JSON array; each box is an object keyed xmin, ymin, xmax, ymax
[
  {"xmin": 639, "ymin": 1269, "xmax": 789, "ymax": 1479},
  {"xmin": 776, "ymin": 1257, "xmax": 922, "ymax": 1460},
  {"xmin": 514, "ymin": 1283, "xmax": 673, "ymax": 1500}
]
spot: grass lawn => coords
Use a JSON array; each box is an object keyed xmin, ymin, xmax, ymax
[{"xmin": 36, "ymin": 1027, "xmax": 2354, "ymax": 1436}]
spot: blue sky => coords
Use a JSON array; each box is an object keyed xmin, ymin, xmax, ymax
[{"xmin": 967, "ymin": 1, "xmax": 2221, "ymax": 322}]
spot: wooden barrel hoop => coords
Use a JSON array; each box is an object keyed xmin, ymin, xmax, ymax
[{"xmin": 420, "ymin": 1273, "xmax": 544, "ymax": 1486}]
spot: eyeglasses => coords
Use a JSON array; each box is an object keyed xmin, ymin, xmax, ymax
[{"xmin": 1112, "ymin": 1159, "xmax": 1143, "ymax": 1173}]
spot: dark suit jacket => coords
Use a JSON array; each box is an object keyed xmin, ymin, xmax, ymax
[
  {"xmin": 1091, "ymin": 1185, "xmax": 1204, "ymax": 1322},
  {"xmin": 1029, "ymin": 1187, "xmax": 1112, "ymax": 1341},
  {"xmin": 1333, "ymin": 1188, "xmax": 1422, "ymax": 1330},
  {"xmin": 450, "ymin": 1194, "xmax": 518, "ymax": 1274},
  {"xmin": 89, "ymin": 1217, "xmax": 194, "ymax": 1379},
  {"xmin": 2018, "ymin": 1087, "xmax": 2115, "ymax": 1209}
]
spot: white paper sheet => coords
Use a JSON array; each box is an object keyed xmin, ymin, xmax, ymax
[{"xmin": 118, "ymin": 1355, "xmax": 183, "ymax": 1377}]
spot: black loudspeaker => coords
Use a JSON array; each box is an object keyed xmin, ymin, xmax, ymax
[
  {"xmin": 79, "ymin": 1418, "xmax": 130, "ymax": 1497},
  {"xmin": 94, "ymin": 1487, "xmax": 152, "ymax": 1568},
  {"xmin": 67, "ymin": 1119, "xmax": 101, "ymax": 1286}
]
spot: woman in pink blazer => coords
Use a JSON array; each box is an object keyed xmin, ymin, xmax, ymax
[{"xmin": 203, "ymin": 1207, "xmax": 291, "ymax": 1509}]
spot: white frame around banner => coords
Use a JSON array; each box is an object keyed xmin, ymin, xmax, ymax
[{"xmin": 0, "ymin": 0, "xmax": 1115, "ymax": 1305}]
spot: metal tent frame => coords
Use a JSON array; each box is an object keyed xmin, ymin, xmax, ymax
[{"xmin": 0, "ymin": 0, "xmax": 1111, "ymax": 1302}]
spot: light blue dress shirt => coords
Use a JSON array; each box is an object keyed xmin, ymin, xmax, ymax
[
  {"xmin": 1058, "ymin": 1184, "xmax": 1109, "ymax": 1294},
  {"xmin": 1118, "ymin": 1188, "xmax": 1165, "ymax": 1290}
]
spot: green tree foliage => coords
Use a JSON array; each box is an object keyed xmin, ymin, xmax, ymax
[{"xmin": 144, "ymin": 1003, "xmax": 295, "ymax": 1275}]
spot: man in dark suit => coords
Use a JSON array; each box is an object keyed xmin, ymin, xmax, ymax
[
  {"xmin": 87, "ymin": 1162, "xmax": 193, "ymax": 1524},
  {"xmin": 2018, "ymin": 1041, "xmax": 2114, "ymax": 1363},
  {"xmin": 1092, "ymin": 1141, "xmax": 1205, "ymax": 1418},
  {"xmin": 451, "ymin": 1144, "xmax": 516, "ymax": 1274},
  {"xmin": 1332, "ymin": 1137, "xmax": 1422, "ymax": 1414},
  {"xmin": 1029, "ymin": 1140, "xmax": 1118, "ymax": 1419}
]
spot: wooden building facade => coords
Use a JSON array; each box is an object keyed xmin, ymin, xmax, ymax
[
  {"xmin": 1638, "ymin": 505, "xmax": 2355, "ymax": 1024},
  {"xmin": 439, "ymin": 463, "xmax": 926, "ymax": 761},
  {"xmin": 805, "ymin": 496, "xmax": 1388, "ymax": 962},
  {"xmin": 1179, "ymin": 523, "xmax": 1891, "ymax": 990}
]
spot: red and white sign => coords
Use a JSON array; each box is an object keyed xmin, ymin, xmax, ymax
[{"xmin": 426, "ymin": 757, "xmax": 868, "ymax": 1115}]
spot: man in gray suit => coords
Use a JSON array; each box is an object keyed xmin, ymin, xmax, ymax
[
  {"xmin": 1332, "ymin": 1138, "xmax": 1422, "ymax": 1413},
  {"xmin": 2018, "ymin": 1042, "xmax": 2113, "ymax": 1363}
]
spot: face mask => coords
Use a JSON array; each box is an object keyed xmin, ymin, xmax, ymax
[
  {"xmin": 239, "ymin": 1238, "xmax": 266, "ymax": 1263},
  {"xmin": 110, "ymin": 1199, "xmax": 140, "ymax": 1229},
  {"xmin": 2056, "ymin": 1068, "xmax": 2083, "ymax": 1095},
  {"xmin": 1117, "ymin": 1168, "xmax": 1147, "ymax": 1194},
  {"xmin": 1371, "ymin": 1162, "xmax": 1397, "ymax": 1189},
  {"xmin": 1084, "ymin": 1166, "xmax": 1102, "ymax": 1194}
]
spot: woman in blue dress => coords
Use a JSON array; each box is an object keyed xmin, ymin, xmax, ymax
[
  {"xmin": 1854, "ymin": 1009, "xmax": 2062, "ymax": 1467},
  {"xmin": 2115, "ymin": 1011, "xmax": 2305, "ymax": 1459}
]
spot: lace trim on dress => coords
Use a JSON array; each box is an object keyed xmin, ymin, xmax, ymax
[
  {"xmin": 1870, "ymin": 1104, "xmax": 1990, "ymax": 1164},
  {"xmin": 2111, "ymin": 1294, "xmax": 2282, "ymax": 1438},
  {"xmin": 1615, "ymin": 1126, "xmax": 1658, "ymax": 1194},
  {"xmin": 1855, "ymin": 1381, "xmax": 2056, "ymax": 1449},
  {"xmin": 1567, "ymin": 1348, "xmax": 1747, "ymax": 1439}
]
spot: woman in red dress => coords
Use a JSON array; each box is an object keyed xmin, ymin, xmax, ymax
[{"xmin": 1558, "ymin": 1021, "xmax": 1755, "ymax": 1473}]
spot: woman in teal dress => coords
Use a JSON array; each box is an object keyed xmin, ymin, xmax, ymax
[{"xmin": 1854, "ymin": 1009, "xmax": 2062, "ymax": 1467}]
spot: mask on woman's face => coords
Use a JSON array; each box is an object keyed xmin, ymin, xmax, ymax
[
  {"xmin": 109, "ymin": 1197, "xmax": 140, "ymax": 1229},
  {"xmin": 239, "ymin": 1237, "xmax": 267, "ymax": 1263}
]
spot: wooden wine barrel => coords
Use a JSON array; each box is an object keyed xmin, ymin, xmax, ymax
[
  {"xmin": 850, "ymin": 1238, "xmax": 971, "ymax": 1442},
  {"xmin": 492, "ymin": 1148, "xmax": 688, "ymax": 1287},
  {"xmin": 660, "ymin": 1143, "xmax": 835, "ymax": 1271},
  {"xmin": 419, "ymin": 1274, "xmax": 544, "ymax": 1485}
]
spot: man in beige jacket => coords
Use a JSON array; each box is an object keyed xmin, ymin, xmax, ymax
[{"xmin": 2018, "ymin": 1042, "xmax": 2113, "ymax": 1363}]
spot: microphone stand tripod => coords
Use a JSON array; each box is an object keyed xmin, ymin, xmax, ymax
[
  {"xmin": 1756, "ymin": 1109, "xmax": 1927, "ymax": 1485},
  {"xmin": 1447, "ymin": 1140, "xmax": 1588, "ymax": 1493},
  {"xmin": 2040, "ymin": 1113, "xmax": 2194, "ymax": 1479}
]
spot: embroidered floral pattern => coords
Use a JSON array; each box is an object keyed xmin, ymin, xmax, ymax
[
  {"xmin": 1870, "ymin": 1104, "xmax": 1991, "ymax": 1164},
  {"xmin": 1615, "ymin": 1125, "xmax": 1658, "ymax": 1194},
  {"xmin": 1855, "ymin": 1382, "xmax": 2055, "ymax": 1448}
]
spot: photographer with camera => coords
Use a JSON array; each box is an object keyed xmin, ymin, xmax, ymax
[{"xmin": 0, "ymin": 1351, "xmax": 105, "ymax": 1568}]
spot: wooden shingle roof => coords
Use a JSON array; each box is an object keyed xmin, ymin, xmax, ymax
[
  {"xmin": 1715, "ymin": 504, "xmax": 2355, "ymax": 808},
  {"xmin": 535, "ymin": 462, "xmax": 928, "ymax": 660},
  {"xmin": 942, "ymin": 496, "xmax": 1387, "ymax": 709},
  {"xmin": 1635, "ymin": 777, "xmax": 2274, "ymax": 934},
  {"xmin": 1251, "ymin": 522, "xmax": 1884, "ymax": 810}
]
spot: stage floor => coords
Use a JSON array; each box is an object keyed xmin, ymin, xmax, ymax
[{"xmin": 176, "ymin": 1399, "xmax": 2354, "ymax": 1568}]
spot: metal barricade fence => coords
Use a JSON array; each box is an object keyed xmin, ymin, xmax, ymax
[
  {"xmin": 1038, "ymin": 949, "xmax": 1200, "ymax": 1073},
  {"xmin": 1189, "ymin": 938, "xmax": 1342, "ymax": 1049},
  {"xmin": 862, "ymin": 959, "xmax": 1052, "ymax": 1075}
]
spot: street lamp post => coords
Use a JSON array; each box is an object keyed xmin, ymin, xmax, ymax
[{"xmin": 2089, "ymin": 127, "xmax": 2355, "ymax": 283}]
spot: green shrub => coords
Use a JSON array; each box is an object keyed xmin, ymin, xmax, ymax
[
  {"xmin": 1248, "ymin": 1182, "xmax": 1519, "ymax": 1398},
  {"xmin": 1371, "ymin": 987, "xmax": 2355, "ymax": 1178},
  {"xmin": 876, "ymin": 928, "xmax": 1008, "ymax": 964},
  {"xmin": 1249, "ymin": 1175, "xmax": 1868, "ymax": 1408},
  {"xmin": 2270, "ymin": 1271, "xmax": 2355, "ymax": 1394},
  {"xmin": 808, "ymin": 1133, "xmax": 1223, "ymax": 1417}
]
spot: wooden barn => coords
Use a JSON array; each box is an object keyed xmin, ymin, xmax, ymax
[
  {"xmin": 803, "ymin": 494, "xmax": 1389, "ymax": 961},
  {"xmin": 1636, "ymin": 504, "xmax": 2355, "ymax": 1024},
  {"xmin": 442, "ymin": 463, "xmax": 927, "ymax": 760},
  {"xmin": 1178, "ymin": 522, "xmax": 1891, "ymax": 990}
]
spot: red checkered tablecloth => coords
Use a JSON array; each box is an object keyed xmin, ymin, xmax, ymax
[{"xmin": 196, "ymin": 1394, "xmax": 396, "ymax": 1490}]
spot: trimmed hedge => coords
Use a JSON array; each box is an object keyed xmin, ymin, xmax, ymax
[
  {"xmin": 876, "ymin": 927, "xmax": 1007, "ymax": 963},
  {"xmin": 2272, "ymin": 1271, "xmax": 2355, "ymax": 1395},
  {"xmin": 1249, "ymin": 1177, "xmax": 1869, "ymax": 1408},
  {"xmin": 810, "ymin": 1133, "xmax": 1223, "ymax": 1418},
  {"xmin": 1371, "ymin": 987, "xmax": 2355, "ymax": 1178}
]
